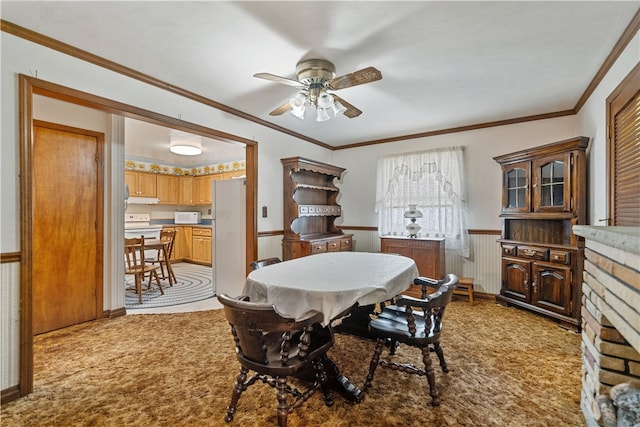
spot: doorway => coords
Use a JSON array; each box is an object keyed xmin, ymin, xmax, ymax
[
  {"xmin": 19, "ymin": 75, "xmax": 258, "ymax": 397},
  {"xmin": 32, "ymin": 120, "xmax": 104, "ymax": 335}
]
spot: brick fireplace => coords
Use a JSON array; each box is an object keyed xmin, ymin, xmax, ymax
[{"xmin": 573, "ymin": 226, "xmax": 640, "ymax": 426}]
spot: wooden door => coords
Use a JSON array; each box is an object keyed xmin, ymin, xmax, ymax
[
  {"xmin": 179, "ymin": 176, "xmax": 193, "ymax": 205},
  {"xmin": 33, "ymin": 121, "xmax": 103, "ymax": 335},
  {"xmin": 608, "ymin": 62, "xmax": 640, "ymax": 225}
]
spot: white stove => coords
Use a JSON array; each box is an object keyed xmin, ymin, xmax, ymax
[{"xmin": 124, "ymin": 213, "xmax": 163, "ymax": 239}]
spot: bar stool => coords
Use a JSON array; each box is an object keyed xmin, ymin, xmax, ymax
[{"xmin": 453, "ymin": 276, "xmax": 474, "ymax": 306}]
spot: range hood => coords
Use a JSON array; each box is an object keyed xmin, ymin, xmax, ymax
[{"xmin": 127, "ymin": 196, "xmax": 159, "ymax": 205}]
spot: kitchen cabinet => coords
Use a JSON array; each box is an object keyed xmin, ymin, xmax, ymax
[
  {"xmin": 179, "ymin": 176, "xmax": 194, "ymax": 205},
  {"xmin": 125, "ymin": 170, "xmax": 157, "ymax": 197},
  {"xmin": 191, "ymin": 228, "xmax": 212, "ymax": 265},
  {"xmin": 281, "ymin": 157, "xmax": 352, "ymax": 260},
  {"xmin": 194, "ymin": 175, "xmax": 213, "ymax": 205},
  {"xmin": 494, "ymin": 136, "xmax": 588, "ymax": 331},
  {"xmin": 380, "ymin": 236, "xmax": 445, "ymax": 299},
  {"xmin": 172, "ymin": 226, "xmax": 192, "ymax": 261},
  {"xmin": 156, "ymin": 175, "xmax": 179, "ymax": 205}
]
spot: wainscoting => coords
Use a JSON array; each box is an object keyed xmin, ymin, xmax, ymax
[
  {"xmin": 1, "ymin": 260, "xmax": 20, "ymax": 390},
  {"xmin": 256, "ymin": 229, "xmax": 502, "ymax": 295}
]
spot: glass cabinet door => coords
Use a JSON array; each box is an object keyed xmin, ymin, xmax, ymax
[
  {"xmin": 534, "ymin": 153, "xmax": 571, "ymax": 212},
  {"xmin": 502, "ymin": 161, "xmax": 530, "ymax": 212}
]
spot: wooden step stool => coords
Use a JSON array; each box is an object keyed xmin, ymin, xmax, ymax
[{"xmin": 453, "ymin": 276, "xmax": 474, "ymax": 306}]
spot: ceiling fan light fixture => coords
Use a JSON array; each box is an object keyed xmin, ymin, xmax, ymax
[
  {"xmin": 332, "ymin": 100, "xmax": 347, "ymax": 116},
  {"xmin": 316, "ymin": 107, "xmax": 331, "ymax": 122},
  {"xmin": 317, "ymin": 91, "xmax": 334, "ymax": 109}
]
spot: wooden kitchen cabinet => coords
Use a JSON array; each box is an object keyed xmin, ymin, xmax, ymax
[
  {"xmin": 281, "ymin": 157, "xmax": 352, "ymax": 260},
  {"xmin": 380, "ymin": 236, "xmax": 445, "ymax": 298},
  {"xmin": 194, "ymin": 175, "xmax": 213, "ymax": 205},
  {"xmin": 156, "ymin": 175, "xmax": 179, "ymax": 205},
  {"xmin": 179, "ymin": 176, "xmax": 194, "ymax": 205},
  {"xmin": 125, "ymin": 170, "xmax": 157, "ymax": 197},
  {"xmin": 191, "ymin": 227, "xmax": 212, "ymax": 265},
  {"xmin": 494, "ymin": 136, "xmax": 588, "ymax": 331},
  {"xmin": 172, "ymin": 226, "xmax": 192, "ymax": 261}
]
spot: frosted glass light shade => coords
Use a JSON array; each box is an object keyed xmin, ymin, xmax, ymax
[{"xmin": 170, "ymin": 141, "xmax": 202, "ymax": 156}]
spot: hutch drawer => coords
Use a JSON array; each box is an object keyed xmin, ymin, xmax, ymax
[{"xmin": 517, "ymin": 245, "xmax": 548, "ymax": 260}]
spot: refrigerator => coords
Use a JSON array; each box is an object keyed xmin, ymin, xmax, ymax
[{"xmin": 212, "ymin": 178, "xmax": 246, "ymax": 297}]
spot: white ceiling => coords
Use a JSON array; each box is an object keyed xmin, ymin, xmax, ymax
[{"xmin": 2, "ymin": 1, "xmax": 638, "ymax": 162}]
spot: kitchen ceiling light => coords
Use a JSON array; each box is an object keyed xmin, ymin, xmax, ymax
[
  {"xmin": 169, "ymin": 135, "xmax": 202, "ymax": 156},
  {"xmin": 170, "ymin": 144, "xmax": 202, "ymax": 156}
]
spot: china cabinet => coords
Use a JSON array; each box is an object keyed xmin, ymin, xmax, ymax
[
  {"xmin": 281, "ymin": 157, "xmax": 352, "ymax": 260},
  {"xmin": 494, "ymin": 136, "xmax": 588, "ymax": 331}
]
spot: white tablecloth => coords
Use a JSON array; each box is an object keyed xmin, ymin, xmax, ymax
[{"xmin": 242, "ymin": 252, "xmax": 419, "ymax": 326}]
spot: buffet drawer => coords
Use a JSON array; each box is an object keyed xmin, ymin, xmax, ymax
[{"xmin": 311, "ymin": 242, "xmax": 328, "ymax": 254}]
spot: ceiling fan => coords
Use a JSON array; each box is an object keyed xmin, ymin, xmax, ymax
[{"xmin": 253, "ymin": 59, "xmax": 382, "ymax": 120}]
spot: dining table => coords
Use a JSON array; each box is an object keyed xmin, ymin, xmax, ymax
[{"xmin": 242, "ymin": 251, "xmax": 419, "ymax": 402}]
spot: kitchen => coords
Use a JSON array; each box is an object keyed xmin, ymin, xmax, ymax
[{"xmin": 124, "ymin": 117, "xmax": 247, "ymax": 307}]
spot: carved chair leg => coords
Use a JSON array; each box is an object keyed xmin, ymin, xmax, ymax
[
  {"xmin": 314, "ymin": 358, "xmax": 334, "ymax": 407},
  {"xmin": 276, "ymin": 376, "xmax": 289, "ymax": 427},
  {"xmin": 421, "ymin": 346, "xmax": 440, "ymax": 406},
  {"xmin": 432, "ymin": 341, "xmax": 449, "ymax": 373},
  {"xmin": 363, "ymin": 338, "xmax": 385, "ymax": 393},
  {"xmin": 225, "ymin": 367, "xmax": 248, "ymax": 423}
]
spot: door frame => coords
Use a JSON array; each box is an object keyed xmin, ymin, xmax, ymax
[{"xmin": 19, "ymin": 74, "xmax": 259, "ymax": 396}]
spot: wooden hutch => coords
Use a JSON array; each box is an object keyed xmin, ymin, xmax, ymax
[
  {"xmin": 281, "ymin": 157, "xmax": 353, "ymax": 260},
  {"xmin": 494, "ymin": 136, "xmax": 589, "ymax": 331}
]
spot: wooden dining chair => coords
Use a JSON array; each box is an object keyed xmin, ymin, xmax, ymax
[
  {"xmin": 125, "ymin": 237, "xmax": 164, "ymax": 304},
  {"xmin": 218, "ymin": 293, "xmax": 335, "ymax": 427},
  {"xmin": 249, "ymin": 257, "xmax": 282, "ymax": 270},
  {"xmin": 146, "ymin": 229, "xmax": 176, "ymax": 285},
  {"xmin": 362, "ymin": 274, "xmax": 458, "ymax": 406}
]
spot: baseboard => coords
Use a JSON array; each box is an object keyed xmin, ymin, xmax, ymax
[
  {"xmin": 1, "ymin": 384, "xmax": 21, "ymax": 404},
  {"xmin": 103, "ymin": 307, "xmax": 127, "ymax": 318}
]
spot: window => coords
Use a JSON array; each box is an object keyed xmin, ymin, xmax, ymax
[{"xmin": 375, "ymin": 146, "xmax": 470, "ymax": 256}]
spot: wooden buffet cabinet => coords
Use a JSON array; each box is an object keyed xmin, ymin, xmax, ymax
[
  {"xmin": 281, "ymin": 157, "xmax": 353, "ymax": 260},
  {"xmin": 494, "ymin": 136, "xmax": 588, "ymax": 331},
  {"xmin": 380, "ymin": 236, "xmax": 445, "ymax": 298}
]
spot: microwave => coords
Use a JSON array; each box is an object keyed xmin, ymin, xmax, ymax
[{"xmin": 174, "ymin": 212, "xmax": 201, "ymax": 224}]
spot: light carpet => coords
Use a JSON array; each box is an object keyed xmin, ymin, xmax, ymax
[{"xmin": 125, "ymin": 262, "xmax": 214, "ymax": 309}]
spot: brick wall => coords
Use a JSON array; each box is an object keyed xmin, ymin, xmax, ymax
[{"xmin": 577, "ymin": 230, "xmax": 640, "ymax": 426}]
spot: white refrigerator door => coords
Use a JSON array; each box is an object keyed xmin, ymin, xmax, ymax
[{"xmin": 213, "ymin": 179, "xmax": 246, "ymax": 297}]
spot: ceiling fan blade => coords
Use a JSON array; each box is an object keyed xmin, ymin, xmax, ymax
[
  {"xmin": 269, "ymin": 100, "xmax": 292, "ymax": 116},
  {"xmin": 253, "ymin": 72, "xmax": 305, "ymax": 88},
  {"xmin": 327, "ymin": 66, "xmax": 382, "ymax": 90},
  {"xmin": 332, "ymin": 94, "xmax": 362, "ymax": 118}
]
